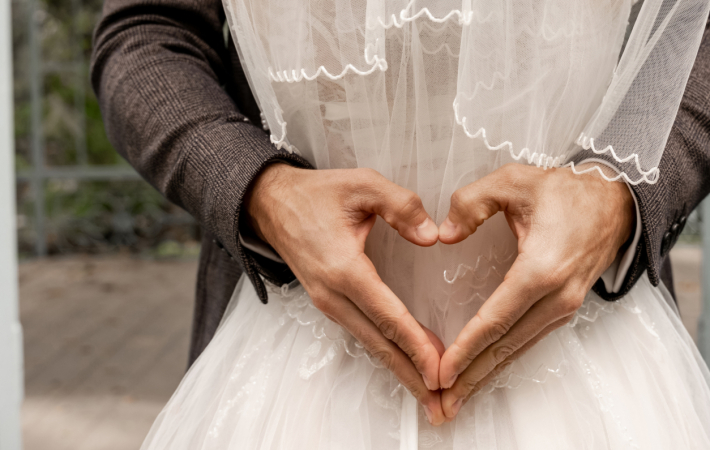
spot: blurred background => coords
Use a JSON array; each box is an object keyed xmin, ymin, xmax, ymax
[
  {"xmin": 2, "ymin": 1, "xmax": 709, "ymax": 449},
  {"xmin": 10, "ymin": 0, "xmax": 198, "ymax": 449}
]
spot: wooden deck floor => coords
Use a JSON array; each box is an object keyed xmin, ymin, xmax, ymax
[
  {"xmin": 20, "ymin": 256, "xmax": 196, "ymax": 450},
  {"xmin": 18, "ymin": 247, "xmax": 704, "ymax": 449}
]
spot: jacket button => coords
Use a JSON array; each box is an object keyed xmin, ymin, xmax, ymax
[
  {"xmin": 661, "ymin": 231, "xmax": 672, "ymax": 256},
  {"xmin": 679, "ymin": 215, "xmax": 687, "ymax": 227},
  {"xmin": 671, "ymin": 223, "xmax": 679, "ymax": 236}
]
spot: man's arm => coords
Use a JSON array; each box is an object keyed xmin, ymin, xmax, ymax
[
  {"xmin": 91, "ymin": 1, "xmax": 453, "ymax": 421},
  {"xmin": 594, "ymin": 17, "xmax": 710, "ymax": 300},
  {"xmin": 90, "ymin": 0, "xmax": 312, "ymax": 302}
]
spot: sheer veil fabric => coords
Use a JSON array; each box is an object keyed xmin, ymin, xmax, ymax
[{"xmin": 140, "ymin": 1, "xmax": 710, "ymax": 449}]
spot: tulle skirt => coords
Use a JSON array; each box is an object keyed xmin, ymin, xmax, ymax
[{"xmin": 141, "ymin": 272, "xmax": 710, "ymax": 450}]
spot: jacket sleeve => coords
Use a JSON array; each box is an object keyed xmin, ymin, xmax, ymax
[
  {"xmin": 90, "ymin": 0, "xmax": 311, "ymax": 303},
  {"xmin": 590, "ymin": 17, "xmax": 710, "ymax": 300}
]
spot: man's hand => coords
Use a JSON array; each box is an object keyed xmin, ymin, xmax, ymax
[
  {"xmin": 245, "ymin": 163, "xmax": 447, "ymax": 425},
  {"xmin": 436, "ymin": 163, "xmax": 635, "ymax": 419}
]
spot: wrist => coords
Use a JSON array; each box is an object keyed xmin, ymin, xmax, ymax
[
  {"xmin": 575, "ymin": 162, "xmax": 636, "ymax": 250},
  {"xmin": 243, "ymin": 162, "xmax": 301, "ymax": 243}
]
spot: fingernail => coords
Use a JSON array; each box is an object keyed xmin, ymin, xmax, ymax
[
  {"xmin": 439, "ymin": 218, "xmax": 457, "ymax": 239},
  {"xmin": 423, "ymin": 406, "xmax": 434, "ymax": 425},
  {"xmin": 451, "ymin": 398, "xmax": 463, "ymax": 416},
  {"xmin": 422, "ymin": 374, "xmax": 433, "ymax": 390},
  {"xmin": 416, "ymin": 218, "xmax": 438, "ymax": 242},
  {"xmin": 443, "ymin": 374, "xmax": 458, "ymax": 389}
]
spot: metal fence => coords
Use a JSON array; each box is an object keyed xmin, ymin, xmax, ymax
[{"xmin": 13, "ymin": 0, "xmax": 197, "ymax": 259}]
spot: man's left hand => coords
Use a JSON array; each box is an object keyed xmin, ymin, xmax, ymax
[{"xmin": 436, "ymin": 162, "xmax": 635, "ymax": 419}]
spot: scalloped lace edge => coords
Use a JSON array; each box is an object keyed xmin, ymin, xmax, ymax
[
  {"xmin": 572, "ymin": 133, "xmax": 660, "ymax": 185},
  {"xmin": 268, "ymin": 56, "xmax": 388, "ymax": 83},
  {"xmin": 365, "ymin": 0, "xmax": 581, "ymax": 41},
  {"xmin": 267, "ymin": 107, "xmax": 661, "ymax": 186},
  {"xmin": 453, "ymin": 99, "xmax": 660, "ymax": 184},
  {"xmin": 366, "ymin": 4, "xmax": 501, "ymax": 30},
  {"xmin": 267, "ymin": 2, "xmax": 580, "ymax": 83},
  {"xmin": 453, "ymin": 97, "xmax": 571, "ymax": 169}
]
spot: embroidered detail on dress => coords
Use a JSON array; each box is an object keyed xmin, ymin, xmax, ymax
[
  {"xmin": 475, "ymin": 358, "xmax": 570, "ymax": 396},
  {"xmin": 419, "ymin": 430, "xmax": 444, "ymax": 448}
]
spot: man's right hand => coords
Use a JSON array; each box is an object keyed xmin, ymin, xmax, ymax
[{"xmin": 244, "ymin": 163, "xmax": 446, "ymax": 425}]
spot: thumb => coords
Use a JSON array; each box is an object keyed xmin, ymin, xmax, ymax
[
  {"xmin": 359, "ymin": 174, "xmax": 439, "ymax": 246},
  {"xmin": 439, "ymin": 168, "xmax": 517, "ymax": 245}
]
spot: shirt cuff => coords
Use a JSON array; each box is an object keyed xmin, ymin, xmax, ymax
[
  {"xmin": 577, "ymin": 158, "xmax": 642, "ymax": 294},
  {"xmin": 239, "ymin": 231, "xmax": 285, "ymax": 264}
]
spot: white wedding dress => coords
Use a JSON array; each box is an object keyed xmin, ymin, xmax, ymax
[{"xmin": 141, "ymin": 0, "xmax": 710, "ymax": 448}]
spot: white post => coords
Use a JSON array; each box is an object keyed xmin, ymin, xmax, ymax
[
  {"xmin": 700, "ymin": 200, "xmax": 710, "ymax": 361},
  {"xmin": 0, "ymin": 0, "xmax": 24, "ymax": 448}
]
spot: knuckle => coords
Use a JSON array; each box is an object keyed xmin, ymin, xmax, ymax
[
  {"xmin": 377, "ymin": 316, "xmax": 400, "ymax": 341},
  {"xmin": 407, "ymin": 382, "xmax": 425, "ymax": 399},
  {"xmin": 370, "ymin": 346, "xmax": 395, "ymax": 371},
  {"xmin": 491, "ymin": 342, "xmax": 517, "ymax": 363},
  {"xmin": 482, "ymin": 318, "xmax": 510, "ymax": 347},
  {"xmin": 309, "ymin": 290, "xmax": 332, "ymax": 314},
  {"xmin": 559, "ymin": 295, "xmax": 583, "ymax": 316},
  {"xmin": 450, "ymin": 189, "xmax": 468, "ymax": 211},
  {"xmin": 535, "ymin": 267, "xmax": 565, "ymax": 292},
  {"xmin": 322, "ymin": 255, "xmax": 356, "ymax": 289},
  {"xmin": 398, "ymin": 191, "xmax": 424, "ymax": 217},
  {"xmin": 461, "ymin": 375, "xmax": 478, "ymax": 393},
  {"xmin": 561, "ymin": 290, "xmax": 586, "ymax": 315}
]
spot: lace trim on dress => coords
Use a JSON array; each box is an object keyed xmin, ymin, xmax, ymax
[
  {"xmin": 264, "ymin": 272, "xmax": 661, "ymax": 402},
  {"xmin": 269, "ymin": 283, "xmax": 385, "ymax": 375},
  {"xmin": 474, "ymin": 359, "xmax": 570, "ymax": 396}
]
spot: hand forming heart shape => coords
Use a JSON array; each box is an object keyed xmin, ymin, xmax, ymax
[
  {"xmin": 246, "ymin": 161, "xmax": 634, "ymax": 426},
  {"xmin": 435, "ymin": 162, "xmax": 635, "ymax": 419}
]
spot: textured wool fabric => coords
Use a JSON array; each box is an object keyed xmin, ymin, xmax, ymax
[
  {"xmin": 587, "ymin": 17, "xmax": 710, "ymax": 302},
  {"xmin": 91, "ymin": 1, "xmax": 710, "ymax": 364},
  {"xmin": 90, "ymin": 0, "xmax": 314, "ymax": 362}
]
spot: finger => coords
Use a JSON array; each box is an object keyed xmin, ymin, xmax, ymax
[
  {"xmin": 441, "ymin": 314, "xmax": 572, "ymax": 418},
  {"xmin": 439, "ymin": 257, "xmax": 551, "ymax": 389},
  {"xmin": 470, "ymin": 314, "xmax": 573, "ymax": 396},
  {"xmin": 440, "ymin": 296, "xmax": 573, "ymax": 417},
  {"xmin": 356, "ymin": 170, "xmax": 439, "ymax": 246},
  {"xmin": 342, "ymin": 254, "xmax": 443, "ymax": 391},
  {"xmin": 439, "ymin": 165, "xmax": 522, "ymax": 244},
  {"xmin": 418, "ymin": 321, "xmax": 445, "ymax": 358},
  {"xmin": 322, "ymin": 290, "xmax": 447, "ymax": 426}
]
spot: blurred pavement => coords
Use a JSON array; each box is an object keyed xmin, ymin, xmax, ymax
[
  {"xmin": 18, "ymin": 246, "xmax": 704, "ymax": 450},
  {"xmin": 20, "ymin": 256, "xmax": 195, "ymax": 450}
]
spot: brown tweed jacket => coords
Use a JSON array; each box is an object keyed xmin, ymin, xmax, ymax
[{"xmin": 91, "ymin": 0, "xmax": 710, "ymax": 365}]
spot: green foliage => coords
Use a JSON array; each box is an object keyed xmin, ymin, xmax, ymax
[{"xmin": 13, "ymin": 0, "xmax": 198, "ymax": 256}]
